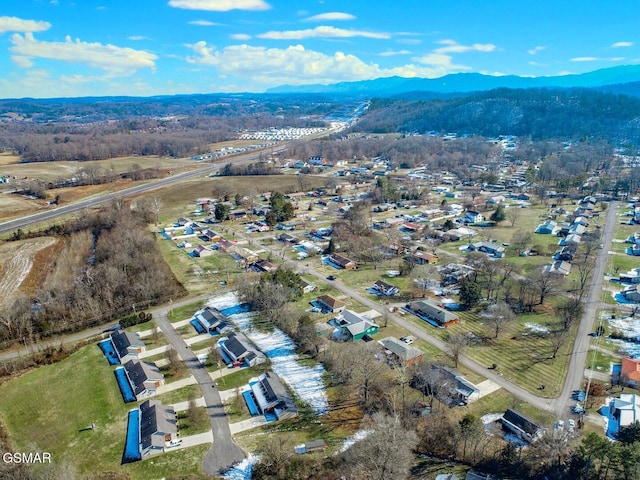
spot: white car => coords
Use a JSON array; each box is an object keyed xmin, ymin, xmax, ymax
[{"xmin": 167, "ymin": 439, "xmax": 183, "ymax": 448}]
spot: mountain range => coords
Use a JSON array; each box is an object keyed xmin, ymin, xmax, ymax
[{"xmin": 266, "ymin": 64, "xmax": 640, "ymax": 98}]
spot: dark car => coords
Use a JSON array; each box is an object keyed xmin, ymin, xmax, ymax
[{"xmin": 327, "ymin": 275, "xmax": 336, "ymax": 281}]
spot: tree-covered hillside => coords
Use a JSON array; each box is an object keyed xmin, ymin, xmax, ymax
[{"xmin": 352, "ymin": 88, "xmax": 640, "ymax": 145}]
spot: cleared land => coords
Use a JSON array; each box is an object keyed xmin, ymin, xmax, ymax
[{"xmin": 0, "ymin": 237, "xmax": 57, "ymax": 306}]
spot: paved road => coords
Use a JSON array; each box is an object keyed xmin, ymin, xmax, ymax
[
  {"xmin": 554, "ymin": 201, "xmax": 618, "ymax": 417},
  {"xmin": 152, "ymin": 303, "xmax": 246, "ymax": 476}
]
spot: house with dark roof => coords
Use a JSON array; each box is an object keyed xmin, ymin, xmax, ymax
[
  {"xmin": 124, "ymin": 359, "xmax": 164, "ymax": 400},
  {"xmin": 220, "ymin": 332, "xmax": 266, "ymax": 367},
  {"xmin": 501, "ymin": 408, "xmax": 545, "ymax": 443},
  {"xmin": 300, "ymin": 278, "xmax": 316, "ymax": 294},
  {"xmin": 110, "ymin": 330, "xmax": 146, "ymax": 363},
  {"xmin": 139, "ymin": 399, "xmax": 178, "ymax": 457},
  {"xmin": 544, "ymin": 260, "xmax": 572, "ymax": 276},
  {"xmin": 201, "ymin": 229, "xmax": 222, "ymax": 242},
  {"xmin": 408, "ymin": 300, "xmax": 459, "ymax": 327},
  {"xmin": 335, "ymin": 310, "xmax": 379, "ymax": 341},
  {"xmin": 431, "ymin": 365, "xmax": 480, "ymax": 405},
  {"xmin": 373, "ymin": 280, "xmax": 400, "ymax": 296},
  {"xmin": 253, "ymin": 259, "xmax": 280, "ymax": 272},
  {"xmin": 278, "ymin": 232, "xmax": 300, "ymax": 244},
  {"xmin": 249, "ymin": 371, "xmax": 298, "ymax": 421},
  {"xmin": 327, "ymin": 253, "xmax": 357, "ymax": 270},
  {"xmin": 468, "ymin": 242, "xmax": 505, "ymax": 258},
  {"xmin": 314, "ymin": 295, "xmax": 346, "ymax": 313},
  {"xmin": 378, "ymin": 337, "xmax": 424, "ymax": 366},
  {"xmin": 622, "ymin": 284, "xmax": 640, "ymax": 303},
  {"xmin": 191, "ymin": 245, "xmax": 214, "ymax": 258},
  {"xmin": 408, "ymin": 250, "xmax": 439, "ymax": 265},
  {"xmin": 195, "ymin": 306, "xmax": 233, "ymax": 334}
]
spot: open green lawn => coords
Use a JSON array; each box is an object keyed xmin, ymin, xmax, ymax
[
  {"xmin": 170, "ymin": 301, "xmax": 206, "ymax": 322},
  {"xmin": 403, "ymin": 307, "xmax": 574, "ymax": 397},
  {"xmin": 0, "ymin": 344, "xmax": 210, "ymax": 478}
]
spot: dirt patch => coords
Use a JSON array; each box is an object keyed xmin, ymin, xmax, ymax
[
  {"xmin": 18, "ymin": 238, "xmax": 63, "ymax": 296},
  {"xmin": 0, "ymin": 237, "xmax": 57, "ymax": 307},
  {"xmin": 0, "ymin": 193, "xmax": 50, "ymax": 223}
]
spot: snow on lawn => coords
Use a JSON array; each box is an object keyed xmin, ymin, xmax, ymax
[
  {"xmin": 607, "ymin": 315, "xmax": 640, "ymax": 357},
  {"xmin": 338, "ymin": 430, "xmax": 373, "ymax": 453},
  {"xmin": 524, "ymin": 323, "xmax": 550, "ymax": 335},
  {"xmin": 208, "ymin": 293, "xmax": 329, "ymax": 414},
  {"xmin": 223, "ymin": 455, "xmax": 258, "ymax": 480}
]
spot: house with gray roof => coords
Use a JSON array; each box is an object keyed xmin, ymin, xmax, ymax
[
  {"xmin": 408, "ymin": 300, "xmax": 459, "ymax": 327},
  {"xmin": 139, "ymin": 399, "xmax": 178, "ymax": 457},
  {"xmin": 110, "ymin": 330, "xmax": 145, "ymax": 363},
  {"xmin": 335, "ymin": 310, "xmax": 379, "ymax": 341},
  {"xmin": 220, "ymin": 332, "xmax": 266, "ymax": 367},
  {"xmin": 378, "ymin": 337, "xmax": 424, "ymax": 366},
  {"xmin": 501, "ymin": 408, "xmax": 544, "ymax": 443},
  {"xmin": 249, "ymin": 371, "xmax": 298, "ymax": 421},
  {"xmin": 123, "ymin": 359, "xmax": 164, "ymax": 400}
]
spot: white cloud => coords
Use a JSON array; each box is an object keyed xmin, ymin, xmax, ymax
[
  {"xmin": 184, "ymin": 42, "xmax": 476, "ymax": 89},
  {"xmin": 435, "ymin": 39, "xmax": 496, "ymax": 53},
  {"xmin": 378, "ymin": 50, "xmax": 411, "ymax": 57},
  {"xmin": 612, "ymin": 41, "xmax": 633, "ymax": 48},
  {"xmin": 189, "ymin": 20, "xmax": 225, "ymax": 26},
  {"xmin": 397, "ymin": 38, "xmax": 422, "ymax": 45},
  {"xmin": 128, "ymin": 35, "xmax": 146, "ymax": 41},
  {"xmin": 258, "ymin": 26, "xmax": 389, "ymax": 40},
  {"xmin": 10, "ymin": 33, "xmax": 157, "ymax": 76},
  {"xmin": 527, "ymin": 45, "xmax": 546, "ymax": 55},
  {"xmin": 168, "ymin": 0, "xmax": 270, "ymax": 11},
  {"xmin": 304, "ymin": 12, "xmax": 356, "ymax": 22},
  {"xmin": 570, "ymin": 56, "xmax": 625, "ymax": 62},
  {"xmin": 231, "ymin": 33, "xmax": 252, "ymax": 40},
  {"xmin": 0, "ymin": 16, "xmax": 51, "ymax": 34}
]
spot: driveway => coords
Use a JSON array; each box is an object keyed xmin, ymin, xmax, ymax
[{"xmin": 153, "ymin": 307, "xmax": 246, "ymax": 476}]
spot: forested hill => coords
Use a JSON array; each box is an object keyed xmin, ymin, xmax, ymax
[{"xmin": 350, "ymin": 88, "xmax": 640, "ymax": 143}]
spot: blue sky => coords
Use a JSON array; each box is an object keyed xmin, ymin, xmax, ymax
[{"xmin": 0, "ymin": 0, "xmax": 638, "ymax": 98}]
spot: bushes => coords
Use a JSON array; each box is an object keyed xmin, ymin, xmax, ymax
[{"xmin": 119, "ymin": 311, "xmax": 152, "ymax": 329}]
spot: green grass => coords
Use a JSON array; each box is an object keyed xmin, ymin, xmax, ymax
[
  {"xmin": 0, "ymin": 344, "xmax": 211, "ymax": 478},
  {"xmin": 154, "ymin": 384, "xmax": 202, "ymax": 405},
  {"xmin": 169, "ymin": 301, "xmax": 205, "ymax": 322},
  {"xmin": 214, "ymin": 365, "xmax": 270, "ymax": 389}
]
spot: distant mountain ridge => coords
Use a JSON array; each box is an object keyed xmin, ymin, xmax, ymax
[{"xmin": 266, "ymin": 64, "xmax": 640, "ymax": 97}]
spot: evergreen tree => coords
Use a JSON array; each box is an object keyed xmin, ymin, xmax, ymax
[
  {"xmin": 459, "ymin": 277, "xmax": 482, "ymax": 309},
  {"xmin": 490, "ymin": 204, "xmax": 506, "ymax": 222}
]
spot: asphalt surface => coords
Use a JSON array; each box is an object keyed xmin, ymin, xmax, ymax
[{"xmin": 152, "ymin": 302, "xmax": 246, "ymax": 475}]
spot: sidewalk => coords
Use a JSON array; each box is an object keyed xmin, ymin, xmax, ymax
[
  {"xmin": 229, "ymin": 416, "xmax": 268, "ymax": 434},
  {"xmin": 171, "ymin": 396, "xmax": 207, "ymax": 412},
  {"xmin": 139, "ymin": 344, "xmax": 170, "ymax": 359},
  {"xmin": 154, "ymin": 375, "xmax": 198, "ymax": 395}
]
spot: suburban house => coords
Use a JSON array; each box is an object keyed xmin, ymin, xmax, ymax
[
  {"xmin": 468, "ymin": 242, "xmax": 505, "ymax": 258},
  {"xmin": 443, "ymin": 227, "xmax": 477, "ymax": 242},
  {"xmin": 544, "ymin": 260, "xmax": 572, "ymax": 276},
  {"xmin": 378, "ymin": 337, "xmax": 424, "ymax": 366},
  {"xmin": 372, "ymin": 280, "xmax": 400, "ymax": 296},
  {"xmin": 278, "ymin": 232, "xmax": 300, "ymax": 244},
  {"xmin": 249, "ymin": 371, "xmax": 298, "ymax": 421},
  {"xmin": 622, "ymin": 285, "xmax": 640, "ymax": 303},
  {"xmin": 408, "ymin": 300, "xmax": 460, "ymax": 327},
  {"xmin": 620, "ymin": 268, "xmax": 640, "ymax": 284},
  {"xmin": 227, "ymin": 245, "xmax": 259, "ymax": 266},
  {"xmin": 501, "ymin": 409, "xmax": 545, "ymax": 443},
  {"xmin": 219, "ymin": 332, "xmax": 266, "ymax": 367},
  {"xmin": 609, "ymin": 394, "xmax": 640, "ymax": 436},
  {"xmin": 300, "ymin": 278, "xmax": 316, "ymax": 294},
  {"xmin": 335, "ymin": 310, "xmax": 380, "ymax": 341},
  {"xmin": 139, "ymin": 399, "xmax": 178, "ymax": 457},
  {"xmin": 463, "ymin": 211, "xmax": 484, "ymax": 224},
  {"xmin": 253, "ymin": 259, "xmax": 280, "ymax": 272},
  {"xmin": 201, "ymin": 229, "xmax": 222, "ymax": 242},
  {"xmin": 560, "ymin": 233, "xmax": 582, "ymax": 248},
  {"xmin": 110, "ymin": 330, "xmax": 146, "ymax": 363},
  {"xmin": 191, "ymin": 245, "xmax": 213, "ymax": 258},
  {"xmin": 555, "ymin": 246, "xmax": 577, "ymax": 262},
  {"xmin": 314, "ymin": 295, "xmax": 346, "ymax": 313},
  {"xmin": 124, "ymin": 359, "xmax": 164, "ymax": 400},
  {"xmin": 438, "ymin": 263, "xmax": 475, "ymax": 286},
  {"xmin": 216, "ymin": 239, "xmax": 235, "ymax": 251},
  {"xmin": 294, "ymin": 439, "xmax": 328, "ymax": 455},
  {"xmin": 194, "ymin": 306, "xmax": 231, "ymax": 334},
  {"xmin": 327, "ymin": 253, "xmax": 357, "ymax": 270},
  {"xmin": 432, "ymin": 365, "xmax": 480, "ymax": 405},
  {"xmin": 535, "ymin": 220, "xmax": 560, "ymax": 235},
  {"xmin": 619, "ymin": 358, "xmax": 640, "ymax": 388},
  {"xmin": 408, "ymin": 250, "xmax": 439, "ymax": 265},
  {"xmin": 569, "ymin": 223, "xmax": 586, "ymax": 236}
]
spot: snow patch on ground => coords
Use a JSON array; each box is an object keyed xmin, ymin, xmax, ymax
[
  {"xmin": 481, "ymin": 413, "xmax": 503, "ymax": 424},
  {"xmin": 524, "ymin": 323, "xmax": 550, "ymax": 335},
  {"xmin": 607, "ymin": 315, "xmax": 640, "ymax": 357},
  {"xmin": 223, "ymin": 454, "xmax": 258, "ymax": 480},
  {"xmin": 338, "ymin": 430, "xmax": 373, "ymax": 453},
  {"xmin": 208, "ymin": 293, "xmax": 329, "ymax": 414}
]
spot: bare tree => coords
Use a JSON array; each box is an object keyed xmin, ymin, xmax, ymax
[
  {"xmin": 483, "ymin": 301, "xmax": 516, "ymax": 339},
  {"xmin": 506, "ymin": 206, "xmax": 522, "ymax": 227},
  {"xmin": 549, "ymin": 329, "xmax": 569, "ymax": 359},
  {"xmin": 448, "ymin": 333, "xmax": 469, "ymax": 368},
  {"xmin": 351, "ymin": 343, "xmax": 387, "ymax": 408},
  {"xmin": 531, "ymin": 269, "xmax": 563, "ymax": 305},
  {"xmin": 410, "ymin": 264, "xmax": 439, "ymax": 297},
  {"xmin": 149, "ymin": 196, "xmax": 163, "ymax": 225},
  {"xmin": 341, "ymin": 412, "xmax": 418, "ymax": 480}
]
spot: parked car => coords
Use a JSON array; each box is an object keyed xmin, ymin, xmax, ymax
[
  {"xmin": 326, "ymin": 275, "xmax": 336, "ymax": 281},
  {"xmin": 167, "ymin": 439, "xmax": 182, "ymax": 447}
]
